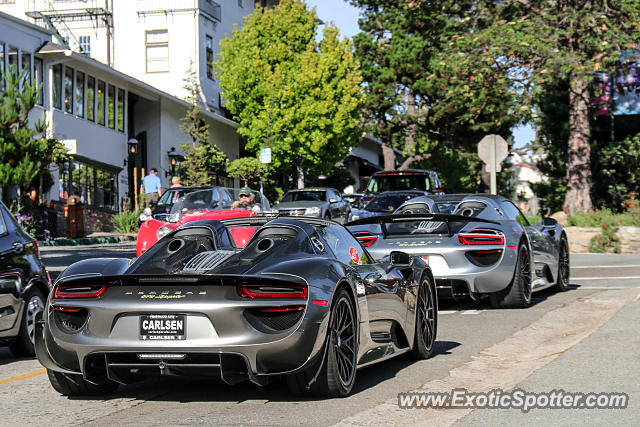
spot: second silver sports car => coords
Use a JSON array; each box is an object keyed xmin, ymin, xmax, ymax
[{"xmin": 347, "ymin": 195, "xmax": 570, "ymax": 308}]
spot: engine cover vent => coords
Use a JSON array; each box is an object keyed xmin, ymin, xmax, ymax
[{"xmin": 183, "ymin": 250, "xmax": 236, "ymax": 273}]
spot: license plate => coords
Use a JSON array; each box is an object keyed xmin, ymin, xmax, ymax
[{"xmin": 139, "ymin": 314, "xmax": 186, "ymax": 340}]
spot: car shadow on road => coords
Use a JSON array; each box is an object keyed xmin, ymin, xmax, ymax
[
  {"xmin": 62, "ymin": 340, "xmax": 463, "ymax": 403},
  {"xmin": 437, "ymin": 282, "xmax": 583, "ymax": 311}
]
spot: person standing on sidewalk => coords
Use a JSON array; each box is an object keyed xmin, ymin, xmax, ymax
[
  {"xmin": 141, "ymin": 168, "xmax": 162, "ymax": 208},
  {"xmin": 170, "ymin": 176, "xmax": 182, "ymax": 188}
]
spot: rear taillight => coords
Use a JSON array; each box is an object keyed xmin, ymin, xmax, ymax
[
  {"xmin": 352, "ymin": 231, "xmax": 378, "ymax": 247},
  {"xmin": 237, "ymin": 284, "xmax": 308, "ymax": 299},
  {"xmin": 458, "ymin": 229, "xmax": 505, "ymax": 245},
  {"xmin": 53, "ymin": 284, "xmax": 108, "ymax": 299}
]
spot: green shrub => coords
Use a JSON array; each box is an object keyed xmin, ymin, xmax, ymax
[{"xmin": 111, "ymin": 210, "xmax": 140, "ymax": 233}]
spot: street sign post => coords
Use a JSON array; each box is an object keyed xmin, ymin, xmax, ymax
[
  {"xmin": 478, "ymin": 134, "xmax": 508, "ymax": 195},
  {"xmin": 258, "ymin": 148, "xmax": 272, "ymax": 194}
]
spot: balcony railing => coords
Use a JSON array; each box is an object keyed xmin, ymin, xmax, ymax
[
  {"xmin": 136, "ymin": 0, "xmax": 220, "ymax": 21},
  {"xmin": 25, "ymin": 0, "xmax": 111, "ymax": 20}
]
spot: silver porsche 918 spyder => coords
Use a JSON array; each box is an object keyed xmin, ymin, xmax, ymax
[
  {"xmin": 36, "ymin": 217, "xmax": 437, "ymax": 398},
  {"xmin": 347, "ymin": 195, "xmax": 570, "ymax": 309}
]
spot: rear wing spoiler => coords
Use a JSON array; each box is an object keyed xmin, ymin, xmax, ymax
[{"xmin": 346, "ymin": 213, "xmax": 499, "ymax": 238}]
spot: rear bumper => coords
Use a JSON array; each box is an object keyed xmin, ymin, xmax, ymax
[{"xmin": 36, "ymin": 303, "xmax": 330, "ymax": 385}]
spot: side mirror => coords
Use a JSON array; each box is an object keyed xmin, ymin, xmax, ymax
[
  {"xmin": 274, "ymin": 200, "xmax": 280, "ymax": 205},
  {"xmin": 329, "ymin": 199, "xmax": 338, "ymax": 204},
  {"xmin": 543, "ymin": 217, "xmax": 557, "ymax": 227},
  {"xmin": 390, "ymin": 251, "xmax": 411, "ymax": 267}
]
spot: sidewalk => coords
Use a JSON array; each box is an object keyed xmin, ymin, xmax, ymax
[
  {"xmin": 39, "ymin": 232, "xmax": 137, "ymax": 247},
  {"xmin": 456, "ymin": 291, "xmax": 640, "ymax": 425}
]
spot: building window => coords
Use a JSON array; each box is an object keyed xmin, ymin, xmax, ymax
[
  {"xmin": 59, "ymin": 161, "xmax": 118, "ymax": 211},
  {"xmin": 20, "ymin": 51, "xmax": 31, "ymax": 84},
  {"xmin": 87, "ymin": 76, "xmax": 95, "ymax": 121},
  {"xmin": 0, "ymin": 43, "xmax": 5, "ymax": 92},
  {"xmin": 52, "ymin": 64, "xmax": 62, "ymax": 109},
  {"xmin": 117, "ymin": 88, "xmax": 125, "ymax": 132},
  {"xmin": 97, "ymin": 80, "xmax": 105, "ymax": 125},
  {"xmin": 34, "ymin": 57, "xmax": 43, "ymax": 105},
  {"xmin": 64, "ymin": 66, "xmax": 73, "ymax": 113},
  {"xmin": 238, "ymin": 0, "xmax": 243, "ymax": 7},
  {"xmin": 107, "ymin": 84, "xmax": 115, "ymax": 129},
  {"xmin": 205, "ymin": 35, "xmax": 214, "ymax": 80},
  {"xmin": 79, "ymin": 36, "xmax": 91, "ymax": 56},
  {"xmin": 74, "ymin": 71, "xmax": 85, "ymax": 118},
  {"xmin": 7, "ymin": 45, "xmax": 17, "ymax": 74},
  {"xmin": 145, "ymin": 30, "xmax": 169, "ymax": 73}
]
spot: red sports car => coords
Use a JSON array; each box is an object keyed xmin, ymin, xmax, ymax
[{"xmin": 136, "ymin": 188, "xmax": 270, "ymax": 256}]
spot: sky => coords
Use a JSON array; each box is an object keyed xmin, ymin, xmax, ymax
[{"xmin": 304, "ymin": 0, "xmax": 535, "ymax": 149}]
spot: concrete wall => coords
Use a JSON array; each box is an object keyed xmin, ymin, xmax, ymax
[{"xmin": 565, "ymin": 226, "xmax": 640, "ymax": 254}]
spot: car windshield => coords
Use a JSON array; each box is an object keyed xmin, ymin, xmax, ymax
[
  {"xmin": 169, "ymin": 189, "xmax": 220, "ymax": 218},
  {"xmin": 157, "ymin": 188, "xmax": 196, "ymax": 206},
  {"xmin": 366, "ymin": 174, "xmax": 431, "ymax": 193},
  {"xmin": 281, "ymin": 190, "xmax": 327, "ymax": 203},
  {"xmin": 365, "ymin": 193, "xmax": 422, "ymax": 212}
]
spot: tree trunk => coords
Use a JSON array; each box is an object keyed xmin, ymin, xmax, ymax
[
  {"xmin": 382, "ymin": 143, "xmax": 396, "ymax": 170},
  {"xmin": 402, "ymin": 93, "xmax": 417, "ymax": 170},
  {"xmin": 296, "ymin": 160, "xmax": 305, "ymax": 189},
  {"xmin": 563, "ymin": 72, "xmax": 593, "ymax": 214}
]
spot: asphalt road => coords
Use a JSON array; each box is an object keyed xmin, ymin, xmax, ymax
[{"xmin": 0, "ymin": 248, "xmax": 637, "ymax": 426}]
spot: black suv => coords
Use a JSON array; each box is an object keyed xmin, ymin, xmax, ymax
[
  {"xmin": 361, "ymin": 169, "xmax": 444, "ymax": 205},
  {"xmin": 0, "ymin": 201, "xmax": 50, "ymax": 357}
]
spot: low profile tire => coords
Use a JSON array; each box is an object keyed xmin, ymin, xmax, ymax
[
  {"xmin": 9, "ymin": 288, "xmax": 45, "ymax": 358},
  {"xmin": 47, "ymin": 370, "xmax": 119, "ymax": 396},
  {"xmin": 410, "ymin": 275, "xmax": 437, "ymax": 359},
  {"xmin": 490, "ymin": 243, "xmax": 532, "ymax": 309},
  {"xmin": 555, "ymin": 234, "xmax": 570, "ymax": 292},
  {"xmin": 286, "ymin": 287, "xmax": 358, "ymax": 397}
]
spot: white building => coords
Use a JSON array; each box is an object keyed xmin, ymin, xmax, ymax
[
  {"xmin": 1, "ymin": 0, "xmax": 253, "ymax": 115},
  {"xmin": 508, "ymin": 150, "xmax": 547, "ymax": 213},
  {"xmin": 0, "ymin": 11, "xmax": 239, "ymax": 226}
]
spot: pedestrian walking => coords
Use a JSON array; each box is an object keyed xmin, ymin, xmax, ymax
[{"xmin": 141, "ymin": 168, "xmax": 162, "ymax": 208}]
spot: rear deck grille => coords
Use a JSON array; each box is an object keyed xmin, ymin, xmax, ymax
[{"xmin": 183, "ymin": 250, "xmax": 236, "ymax": 273}]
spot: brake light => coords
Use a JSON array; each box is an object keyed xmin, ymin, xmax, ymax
[
  {"xmin": 54, "ymin": 283, "xmax": 108, "ymax": 299},
  {"xmin": 458, "ymin": 229, "xmax": 505, "ymax": 245},
  {"xmin": 352, "ymin": 232, "xmax": 378, "ymax": 247},
  {"xmin": 237, "ymin": 284, "xmax": 308, "ymax": 299}
]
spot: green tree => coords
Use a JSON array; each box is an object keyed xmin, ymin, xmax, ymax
[
  {"xmin": 351, "ymin": 1, "xmax": 518, "ymax": 170},
  {"xmin": 179, "ymin": 62, "xmax": 228, "ymax": 186},
  {"xmin": 226, "ymin": 157, "xmax": 267, "ymax": 187},
  {"xmin": 0, "ymin": 66, "xmax": 68, "ymax": 206},
  {"xmin": 443, "ymin": 1, "xmax": 640, "ymax": 213},
  {"xmin": 215, "ymin": 0, "xmax": 364, "ymax": 188}
]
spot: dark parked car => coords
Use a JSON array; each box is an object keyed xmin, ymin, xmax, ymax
[
  {"xmin": 274, "ymin": 187, "xmax": 350, "ymax": 223},
  {"xmin": 0, "ymin": 201, "xmax": 51, "ymax": 357},
  {"xmin": 348, "ymin": 190, "xmax": 431, "ymax": 222}
]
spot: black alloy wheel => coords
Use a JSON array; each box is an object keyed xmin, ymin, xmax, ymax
[
  {"xmin": 556, "ymin": 235, "xmax": 570, "ymax": 291},
  {"xmin": 411, "ymin": 276, "xmax": 437, "ymax": 359},
  {"xmin": 330, "ymin": 294, "xmax": 357, "ymax": 387},
  {"xmin": 490, "ymin": 243, "xmax": 532, "ymax": 308},
  {"xmin": 285, "ymin": 287, "xmax": 358, "ymax": 397}
]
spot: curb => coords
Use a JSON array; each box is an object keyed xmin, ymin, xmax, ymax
[{"xmin": 39, "ymin": 234, "xmax": 136, "ymax": 247}]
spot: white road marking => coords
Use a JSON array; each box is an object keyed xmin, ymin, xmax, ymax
[
  {"xmin": 572, "ymin": 276, "xmax": 640, "ymax": 280},
  {"xmin": 572, "ymin": 264, "xmax": 640, "ymax": 269},
  {"xmin": 461, "ymin": 310, "xmax": 483, "ymax": 315},
  {"xmin": 635, "ymin": 293, "xmax": 640, "ymax": 302},
  {"xmin": 438, "ymin": 310, "xmax": 457, "ymax": 315},
  {"xmin": 575, "ymin": 286, "xmax": 640, "ymax": 289}
]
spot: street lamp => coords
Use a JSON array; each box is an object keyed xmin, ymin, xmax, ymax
[
  {"xmin": 126, "ymin": 138, "xmax": 139, "ymax": 211},
  {"xmin": 166, "ymin": 147, "xmax": 180, "ymax": 178}
]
